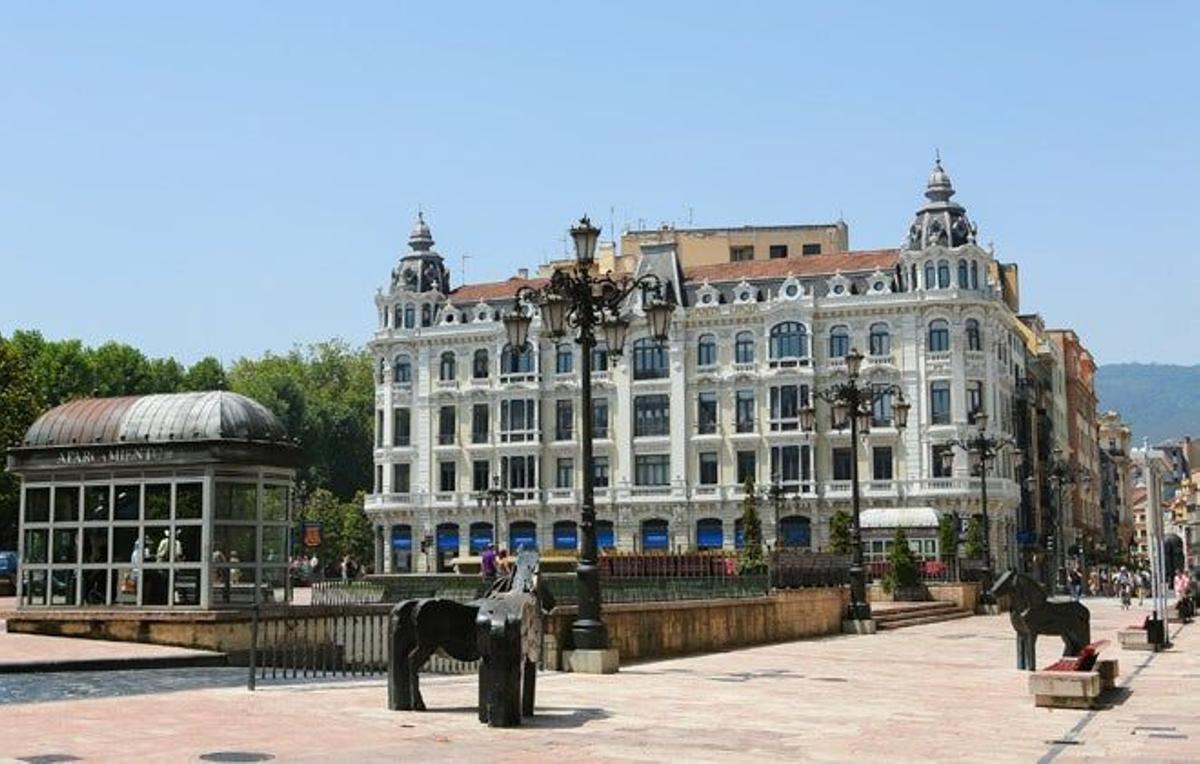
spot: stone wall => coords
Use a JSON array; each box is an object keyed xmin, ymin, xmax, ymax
[{"xmin": 542, "ymin": 587, "xmax": 848, "ymax": 668}]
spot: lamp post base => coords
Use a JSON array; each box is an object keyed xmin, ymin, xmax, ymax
[
  {"xmin": 563, "ymin": 648, "xmax": 620, "ymax": 674},
  {"xmin": 842, "ymin": 618, "xmax": 878, "ymax": 635}
]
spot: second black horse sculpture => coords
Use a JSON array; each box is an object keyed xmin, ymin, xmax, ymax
[
  {"xmin": 991, "ymin": 569, "xmax": 1090, "ymax": 670},
  {"xmin": 387, "ymin": 550, "xmax": 554, "ymax": 727}
]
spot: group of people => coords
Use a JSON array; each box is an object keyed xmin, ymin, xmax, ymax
[
  {"xmin": 1065, "ymin": 563, "xmax": 1196, "ymax": 618},
  {"xmin": 479, "ymin": 544, "xmax": 514, "ymax": 585}
]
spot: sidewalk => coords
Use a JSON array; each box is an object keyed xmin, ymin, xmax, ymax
[
  {"xmin": 0, "ymin": 597, "xmax": 224, "ymax": 674},
  {"xmin": 1, "ymin": 596, "xmax": 1193, "ymax": 762}
]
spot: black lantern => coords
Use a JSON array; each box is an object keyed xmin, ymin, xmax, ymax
[
  {"xmin": 540, "ymin": 293, "xmax": 570, "ymax": 339},
  {"xmin": 833, "ymin": 399, "xmax": 850, "ymax": 427},
  {"xmin": 571, "ymin": 215, "xmax": 601, "ymax": 267},
  {"xmin": 974, "ymin": 411, "xmax": 989, "ymax": 432},
  {"xmin": 645, "ymin": 299, "xmax": 674, "ymax": 343},
  {"xmin": 601, "ymin": 312, "xmax": 631, "ymax": 357},
  {"xmin": 503, "ymin": 307, "xmax": 532, "ymax": 349},
  {"xmin": 894, "ymin": 397, "xmax": 911, "ymax": 429},
  {"xmin": 799, "ymin": 404, "xmax": 817, "ymax": 433},
  {"xmin": 855, "ymin": 405, "xmax": 872, "ymax": 434},
  {"xmin": 845, "ymin": 347, "xmax": 865, "ymax": 378}
]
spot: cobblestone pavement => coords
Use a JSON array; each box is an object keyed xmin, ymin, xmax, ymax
[{"xmin": 0, "ymin": 597, "xmax": 1194, "ymax": 763}]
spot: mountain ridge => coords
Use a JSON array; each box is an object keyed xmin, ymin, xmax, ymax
[{"xmin": 1095, "ymin": 363, "xmax": 1200, "ymax": 444}]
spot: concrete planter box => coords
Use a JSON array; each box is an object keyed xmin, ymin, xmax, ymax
[{"xmin": 1029, "ymin": 670, "xmax": 1102, "ymax": 709}]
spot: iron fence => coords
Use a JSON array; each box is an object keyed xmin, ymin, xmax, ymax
[
  {"xmin": 247, "ymin": 603, "xmax": 477, "ymax": 690},
  {"xmin": 311, "ymin": 580, "xmax": 387, "ymax": 605},
  {"xmin": 769, "ymin": 551, "xmax": 851, "ymax": 589}
]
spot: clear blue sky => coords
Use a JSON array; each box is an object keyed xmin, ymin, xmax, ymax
[{"xmin": 1, "ymin": 3, "xmax": 1195, "ymax": 366}]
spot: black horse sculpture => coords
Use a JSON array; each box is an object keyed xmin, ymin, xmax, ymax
[
  {"xmin": 387, "ymin": 550, "xmax": 554, "ymax": 727},
  {"xmin": 991, "ymin": 569, "xmax": 1090, "ymax": 670}
]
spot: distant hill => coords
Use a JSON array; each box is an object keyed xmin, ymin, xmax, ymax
[{"xmin": 1095, "ymin": 364, "xmax": 1200, "ymax": 444}]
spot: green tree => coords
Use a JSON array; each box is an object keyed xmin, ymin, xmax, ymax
[
  {"xmin": 738, "ymin": 478, "xmax": 766, "ymax": 574},
  {"xmin": 89, "ymin": 341, "xmax": 153, "ymax": 397},
  {"xmin": 145, "ymin": 357, "xmax": 185, "ymax": 393},
  {"xmin": 183, "ymin": 356, "xmax": 228, "ymax": 391},
  {"xmin": 0, "ymin": 336, "xmax": 43, "ymax": 548},
  {"xmin": 883, "ymin": 528, "xmax": 920, "ymax": 594},
  {"xmin": 829, "ymin": 509, "xmax": 852, "ymax": 554},
  {"xmin": 938, "ymin": 513, "xmax": 958, "ymax": 562},
  {"xmin": 339, "ymin": 491, "xmax": 374, "ymax": 562},
  {"xmin": 963, "ymin": 515, "xmax": 985, "ymax": 559},
  {"xmin": 228, "ymin": 340, "xmax": 373, "ymax": 500}
]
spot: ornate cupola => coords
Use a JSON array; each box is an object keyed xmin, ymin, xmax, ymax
[
  {"xmin": 905, "ymin": 157, "xmax": 977, "ymax": 251},
  {"xmin": 390, "ymin": 212, "xmax": 450, "ymax": 295}
]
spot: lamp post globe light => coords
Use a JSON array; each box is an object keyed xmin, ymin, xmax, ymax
[
  {"xmin": 941, "ymin": 411, "xmax": 1020, "ymax": 607},
  {"xmin": 475, "ymin": 476, "xmax": 514, "ymax": 549},
  {"xmin": 799, "ymin": 348, "xmax": 910, "ymax": 627},
  {"xmin": 506, "ymin": 215, "xmax": 675, "ymax": 658}
]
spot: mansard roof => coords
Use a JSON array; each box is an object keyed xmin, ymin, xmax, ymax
[{"xmin": 682, "ymin": 249, "xmax": 899, "ymax": 283}]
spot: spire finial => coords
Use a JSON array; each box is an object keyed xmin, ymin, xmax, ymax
[{"xmin": 935, "ymin": 147, "xmax": 941, "ymax": 165}]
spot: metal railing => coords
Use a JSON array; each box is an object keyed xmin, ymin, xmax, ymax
[
  {"xmin": 247, "ymin": 603, "xmax": 477, "ymax": 690},
  {"xmin": 311, "ymin": 580, "xmax": 386, "ymax": 605},
  {"xmin": 770, "ymin": 551, "xmax": 851, "ymax": 589}
]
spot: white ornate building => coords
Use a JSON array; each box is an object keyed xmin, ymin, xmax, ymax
[{"xmin": 365, "ymin": 164, "xmax": 1026, "ymax": 573}]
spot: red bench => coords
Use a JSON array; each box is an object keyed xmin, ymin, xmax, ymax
[{"xmin": 1042, "ymin": 640, "xmax": 1109, "ymax": 673}]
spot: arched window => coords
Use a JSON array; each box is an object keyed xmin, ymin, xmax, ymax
[
  {"xmin": 501, "ymin": 343, "xmax": 533, "ymax": 375},
  {"xmin": 928, "ymin": 319, "xmax": 950, "ymax": 352},
  {"xmin": 632, "ymin": 337, "xmax": 669, "ymax": 380},
  {"xmin": 421, "ymin": 304, "xmax": 432, "ymax": 327},
  {"xmin": 734, "ymin": 331, "xmax": 755, "ymax": 364},
  {"xmin": 696, "ymin": 518, "xmax": 723, "ymax": 551},
  {"xmin": 439, "ymin": 351, "xmax": 456, "ymax": 381},
  {"xmin": 394, "ymin": 354, "xmax": 412, "ymax": 383},
  {"xmin": 778, "ymin": 515, "xmax": 812, "ymax": 548},
  {"xmin": 591, "ymin": 342, "xmax": 609, "ymax": 372},
  {"xmin": 828, "ymin": 325, "xmax": 850, "ymax": 359},
  {"xmin": 390, "ymin": 525, "xmax": 413, "ymax": 573},
  {"xmin": 869, "ymin": 323, "xmax": 891, "ymax": 356},
  {"xmin": 596, "ymin": 520, "xmax": 615, "ymax": 550},
  {"xmin": 965, "ymin": 319, "xmax": 982, "ymax": 351},
  {"xmin": 970, "ymin": 260, "xmax": 979, "ymax": 290},
  {"xmin": 924, "ymin": 261, "xmax": 936, "ymax": 290},
  {"xmin": 403, "ymin": 305, "xmax": 415, "ymax": 328},
  {"xmin": 472, "ymin": 348, "xmax": 489, "ymax": 379},
  {"xmin": 697, "ymin": 334, "xmax": 717, "ymax": 367},
  {"xmin": 957, "ymin": 259, "xmax": 969, "ymax": 288},
  {"xmin": 937, "ymin": 260, "xmax": 951, "ymax": 289},
  {"xmin": 392, "ymin": 305, "xmax": 402, "ymax": 328},
  {"xmin": 769, "ymin": 322, "xmax": 808, "ymax": 361},
  {"xmin": 909, "ymin": 264, "xmax": 918, "ymax": 292}
]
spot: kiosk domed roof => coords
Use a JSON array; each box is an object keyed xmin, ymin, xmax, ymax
[{"xmin": 21, "ymin": 391, "xmax": 288, "ymax": 447}]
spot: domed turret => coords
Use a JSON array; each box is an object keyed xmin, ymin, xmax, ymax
[
  {"xmin": 391, "ymin": 212, "xmax": 450, "ymax": 295},
  {"xmin": 905, "ymin": 157, "xmax": 977, "ymax": 251}
]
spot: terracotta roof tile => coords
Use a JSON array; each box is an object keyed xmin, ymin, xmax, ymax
[
  {"xmin": 450, "ymin": 277, "xmax": 549, "ymax": 303},
  {"xmin": 682, "ymin": 249, "xmax": 900, "ymax": 284}
]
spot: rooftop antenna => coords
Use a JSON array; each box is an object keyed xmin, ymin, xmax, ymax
[
  {"xmin": 460, "ymin": 252, "xmax": 471, "ymax": 287},
  {"xmin": 935, "ymin": 148, "xmax": 942, "ymax": 165}
]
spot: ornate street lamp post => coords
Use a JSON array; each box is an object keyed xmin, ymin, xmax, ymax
[
  {"xmin": 800, "ymin": 348, "xmax": 910, "ymax": 625},
  {"xmin": 475, "ymin": 476, "xmax": 514, "ymax": 548},
  {"xmin": 941, "ymin": 412, "xmax": 1021, "ymax": 605},
  {"xmin": 505, "ymin": 216, "xmax": 674, "ymax": 652},
  {"xmin": 1042, "ymin": 447, "xmax": 1090, "ymax": 597}
]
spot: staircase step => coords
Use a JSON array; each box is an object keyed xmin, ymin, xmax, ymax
[
  {"xmin": 876, "ymin": 609, "xmax": 973, "ymax": 630},
  {"xmin": 873, "ymin": 602, "xmax": 958, "ymax": 619}
]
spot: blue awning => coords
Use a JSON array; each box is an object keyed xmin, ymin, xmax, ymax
[
  {"xmin": 553, "ymin": 523, "xmax": 577, "ymax": 550},
  {"xmin": 436, "ymin": 526, "xmax": 459, "ymax": 551},
  {"xmin": 597, "ymin": 521, "xmax": 615, "ymax": 550},
  {"xmin": 391, "ymin": 526, "xmax": 412, "ymax": 550},
  {"xmin": 642, "ymin": 522, "xmax": 669, "ymax": 551},
  {"xmin": 510, "ymin": 523, "xmax": 537, "ymax": 551},
  {"xmin": 697, "ymin": 520, "xmax": 723, "ymax": 548}
]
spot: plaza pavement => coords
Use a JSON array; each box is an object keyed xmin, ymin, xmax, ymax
[{"xmin": 0, "ymin": 596, "xmax": 1195, "ymax": 763}]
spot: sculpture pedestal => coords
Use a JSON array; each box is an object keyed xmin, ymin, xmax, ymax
[
  {"xmin": 842, "ymin": 619, "xmax": 877, "ymax": 635},
  {"xmin": 563, "ymin": 648, "xmax": 619, "ymax": 674},
  {"xmin": 1118, "ymin": 628, "xmax": 1155, "ymax": 651}
]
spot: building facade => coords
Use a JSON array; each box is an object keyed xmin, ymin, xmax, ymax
[
  {"xmin": 1097, "ymin": 410, "xmax": 1135, "ymax": 555},
  {"xmin": 365, "ymin": 163, "xmax": 1033, "ymax": 573},
  {"xmin": 1046, "ymin": 330, "xmax": 1101, "ymax": 551}
]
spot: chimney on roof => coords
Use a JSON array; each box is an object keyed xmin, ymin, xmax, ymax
[{"xmin": 517, "ymin": 268, "xmax": 529, "ymax": 279}]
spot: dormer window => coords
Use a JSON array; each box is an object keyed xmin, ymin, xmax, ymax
[
  {"xmin": 924, "ymin": 261, "xmax": 936, "ymax": 290},
  {"xmin": 403, "ymin": 305, "xmax": 415, "ymax": 329},
  {"xmin": 957, "ymin": 259, "xmax": 969, "ymax": 288},
  {"xmin": 937, "ymin": 260, "xmax": 950, "ymax": 289}
]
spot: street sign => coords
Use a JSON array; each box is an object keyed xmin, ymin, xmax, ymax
[{"xmin": 302, "ymin": 522, "xmax": 322, "ymax": 548}]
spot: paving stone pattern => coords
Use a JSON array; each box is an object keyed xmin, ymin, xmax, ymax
[{"xmin": 0, "ymin": 597, "xmax": 1195, "ymax": 762}]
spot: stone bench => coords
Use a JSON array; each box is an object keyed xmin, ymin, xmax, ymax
[{"xmin": 1028, "ymin": 641, "xmax": 1119, "ymax": 709}]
